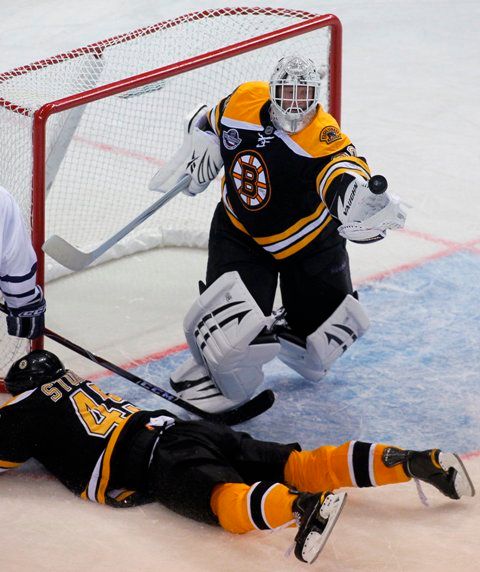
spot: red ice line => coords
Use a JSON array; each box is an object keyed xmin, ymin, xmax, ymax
[
  {"xmin": 73, "ymin": 135, "xmax": 165, "ymax": 167},
  {"xmin": 357, "ymin": 230, "xmax": 480, "ymax": 285},
  {"xmin": 95, "ymin": 228, "xmax": 480, "ymax": 380}
]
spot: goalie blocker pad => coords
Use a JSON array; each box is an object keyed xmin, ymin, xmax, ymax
[
  {"xmin": 277, "ymin": 294, "xmax": 370, "ymax": 381},
  {"xmin": 182, "ymin": 271, "xmax": 280, "ymax": 402},
  {"xmin": 149, "ymin": 104, "xmax": 223, "ymax": 196}
]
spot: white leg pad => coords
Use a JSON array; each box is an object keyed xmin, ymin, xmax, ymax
[
  {"xmin": 182, "ymin": 271, "xmax": 279, "ymax": 402},
  {"xmin": 278, "ymin": 294, "xmax": 370, "ymax": 381},
  {"xmin": 170, "ymin": 356, "xmax": 247, "ymax": 414}
]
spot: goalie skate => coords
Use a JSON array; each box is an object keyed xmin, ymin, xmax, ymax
[{"xmin": 293, "ymin": 491, "xmax": 347, "ymax": 564}]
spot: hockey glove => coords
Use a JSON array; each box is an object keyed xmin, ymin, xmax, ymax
[
  {"xmin": 6, "ymin": 287, "xmax": 46, "ymax": 339},
  {"xmin": 337, "ymin": 175, "xmax": 407, "ymax": 243},
  {"xmin": 149, "ymin": 105, "xmax": 223, "ymax": 197}
]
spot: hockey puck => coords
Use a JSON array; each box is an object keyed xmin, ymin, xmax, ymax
[{"xmin": 368, "ymin": 175, "xmax": 388, "ymax": 194}]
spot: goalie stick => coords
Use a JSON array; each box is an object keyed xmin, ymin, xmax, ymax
[
  {"xmin": 42, "ymin": 173, "xmax": 191, "ymax": 271},
  {"xmin": 0, "ymin": 303, "xmax": 275, "ymax": 424}
]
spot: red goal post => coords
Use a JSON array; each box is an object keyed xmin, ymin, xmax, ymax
[{"xmin": 0, "ymin": 7, "xmax": 342, "ymax": 379}]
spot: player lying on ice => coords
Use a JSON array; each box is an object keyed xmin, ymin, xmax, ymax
[
  {"xmin": 149, "ymin": 54, "xmax": 408, "ymax": 414},
  {"xmin": 0, "ymin": 351, "xmax": 474, "ymax": 565}
]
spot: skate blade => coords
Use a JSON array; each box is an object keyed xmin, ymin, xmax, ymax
[
  {"xmin": 439, "ymin": 453, "xmax": 476, "ymax": 498},
  {"xmin": 301, "ymin": 492, "xmax": 347, "ymax": 564}
]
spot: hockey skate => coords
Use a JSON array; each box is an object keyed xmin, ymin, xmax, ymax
[
  {"xmin": 383, "ymin": 447, "xmax": 475, "ymax": 499},
  {"xmin": 293, "ymin": 491, "xmax": 347, "ymax": 564}
]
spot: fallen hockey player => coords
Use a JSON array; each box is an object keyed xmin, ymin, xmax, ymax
[{"xmin": 0, "ymin": 350, "xmax": 475, "ymax": 565}]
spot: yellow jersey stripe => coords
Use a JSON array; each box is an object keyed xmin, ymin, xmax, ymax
[
  {"xmin": 318, "ymin": 167, "xmax": 369, "ymax": 202},
  {"xmin": 225, "ymin": 208, "xmax": 249, "ymax": 234},
  {"xmin": 316, "ymin": 156, "xmax": 371, "ymax": 201},
  {"xmin": 223, "ymin": 201, "xmax": 332, "ymax": 259},
  {"xmin": 0, "ymin": 459, "xmax": 22, "ymax": 469},
  {"xmin": 112, "ymin": 489, "xmax": 136, "ymax": 502},
  {"xmin": 255, "ymin": 203, "xmax": 326, "ymax": 246},
  {"xmin": 95, "ymin": 418, "xmax": 131, "ymax": 504},
  {"xmin": 272, "ymin": 216, "xmax": 333, "ymax": 259}
]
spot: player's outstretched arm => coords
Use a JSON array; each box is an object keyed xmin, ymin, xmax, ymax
[
  {"xmin": 317, "ymin": 152, "xmax": 407, "ymax": 243},
  {"xmin": 335, "ymin": 174, "xmax": 407, "ymax": 243}
]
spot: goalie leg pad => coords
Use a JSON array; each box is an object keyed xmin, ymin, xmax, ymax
[
  {"xmin": 170, "ymin": 356, "xmax": 247, "ymax": 414},
  {"xmin": 182, "ymin": 271, "xmax": 280, "ymax": 402},
  {"xmin": 277, "ymin": 294, "xmax": 370, "ymax": 381}
]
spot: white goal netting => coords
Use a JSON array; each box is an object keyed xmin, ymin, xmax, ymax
[{"xmin": 0, "ymin": 7, "xmax": 340, "ymax": 377}]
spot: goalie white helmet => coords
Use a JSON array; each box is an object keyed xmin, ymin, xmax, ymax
[{"xmin": 269, "ymin": 55, "xmax": 321, "ymax": 134}]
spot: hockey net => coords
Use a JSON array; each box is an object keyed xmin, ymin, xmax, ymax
[{"xmin": 0, "ymin": 7, "xmax": 341, "ymax": 379}]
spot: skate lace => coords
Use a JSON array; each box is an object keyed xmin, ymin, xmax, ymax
[
  {"xmin": 267, "ymin": 515, "xmax": 297, "ymax": 559},
  {"xmin": 414, "ymin": 477, "xmax": 429, "ymax": 507}
]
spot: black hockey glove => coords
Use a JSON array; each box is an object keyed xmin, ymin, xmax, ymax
[{"xmin": 6, "ymin": 287, "xmax": 46, "ymax": 339}]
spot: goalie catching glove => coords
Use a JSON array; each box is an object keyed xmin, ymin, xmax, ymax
[
  {"xmin": 149, "ymin": 105, "xmax": 223, "ymax": 196},
  {"xmin": 337, "ymin": 175, "xmax": 407, "ymax": 243}
]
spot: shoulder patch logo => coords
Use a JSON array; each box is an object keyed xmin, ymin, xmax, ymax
[
  {"xmin": 320, "ymin": 125, "xmax": 342, "ymax": 144},
  {"xmin": 229, "ymin": 150, "xmax": 271, "ymax": 211},
  {"xmin": 222, "ymin": 128, "xmax": 242, "ymax": 150}
]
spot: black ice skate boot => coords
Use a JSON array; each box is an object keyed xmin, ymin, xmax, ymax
[
  {"xmin": 382, "ymin": 447, "xmax": 475, "ymax": 499},
  {"xmin": 292, "ymin": 491, "xmax": 347, "ymax": 564}
]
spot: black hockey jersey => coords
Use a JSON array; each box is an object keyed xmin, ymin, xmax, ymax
[
  {"xmin": 0, "ymin": 372, "xmax": 175, "ymax": 506},
  {"xmin": 207, "ymin": 82, "xmax": 371, "ymax": 259}
]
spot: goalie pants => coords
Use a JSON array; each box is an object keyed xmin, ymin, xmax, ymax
[{"xmin": 207, "ymin": 204, "xmax": 354, "ymax": 338}]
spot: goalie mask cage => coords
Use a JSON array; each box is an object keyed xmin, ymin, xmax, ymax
[{"xmin": 0, "ymin": 7, "xmax": 342, "ymax": 379}]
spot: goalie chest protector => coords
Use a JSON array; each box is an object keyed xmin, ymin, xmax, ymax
[{"xmin": 210, "ymin": 82, "xmax": 354, "ymax": 260}]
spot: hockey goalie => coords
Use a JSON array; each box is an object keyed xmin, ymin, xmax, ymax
[{"xmin": 150, "ymin": 54, "xmax": 407, "ymax": 413}]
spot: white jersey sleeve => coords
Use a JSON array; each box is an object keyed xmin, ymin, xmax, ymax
[{"xmin": 0, "ymin": 185, "xmax": 40, "ymax": 309}]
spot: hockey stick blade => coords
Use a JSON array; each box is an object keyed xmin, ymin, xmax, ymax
[
  {"xmin": 42, "ymin": 174, "xmax": 190, "ymax": 271},
  {"xmin": 42, "ymin": 234, "xmax": 97, "ymax": 271},
  {"xmin": 212, "ymin": 389, "xmax": 275, "ymax": 425}
]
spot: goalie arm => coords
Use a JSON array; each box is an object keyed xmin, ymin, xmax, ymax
[{"xmin": 317, "ymin": 150, "xmax": 407, "ymax": 243}]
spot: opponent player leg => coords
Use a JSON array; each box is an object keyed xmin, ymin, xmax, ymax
[{"xmin": 277, "ymin": 238, "xmax": 369, "ymax": 381}]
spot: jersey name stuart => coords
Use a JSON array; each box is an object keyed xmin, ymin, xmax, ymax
[
  {"xmin": 0, "ymin": 372, "xmax": 139, "ymax": 501},
  {"xmin": 209, "ymin": 82, "xmax": 353, "ymax": 259}
]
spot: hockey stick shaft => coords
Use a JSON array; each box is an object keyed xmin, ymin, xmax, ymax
[
  {"xmin": 0, "ymin": 303, "xmax": 273, "ymax": 424},
  {"xmin": 42, "ymin": 174, "xmax": 191, "ymax": 271}
]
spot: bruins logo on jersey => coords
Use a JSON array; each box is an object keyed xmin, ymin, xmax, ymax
[
  {"xmin": 229, "ymin": 150, "xmax": 271, "ymax": 210},
  {"xmin": 320, "ymin": 125, "xmax": 342, "ymax": 144}
]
